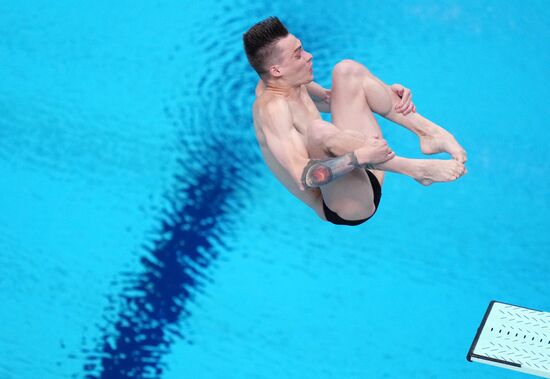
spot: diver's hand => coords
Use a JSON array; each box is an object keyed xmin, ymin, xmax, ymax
[
  {"xmin": 391, "ymin": 83, "xmax": 416, "ymax": 115},
  {"xmin": 355, "ymin": 136, "xmax": 395, "ymax": 165},
  {"xmin": 321, "ymin": 89, "xmax": 331, "ymax": 105}
]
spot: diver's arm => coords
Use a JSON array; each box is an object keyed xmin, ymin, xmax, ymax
[
  {"xmin": 312, "ymin": 97, "xmax": 331, "ymax": 114},
  {"xmin": 306, "ymin": 81, "xmax": 331, "ymax": 113},
  {"xmin": 301, "ymin": 152, "xmax": 361, "ymax": 189},
  {"xmin": 305, "ymin": 81, "xmax": 328, "ymax": 100},
  {"xmin": 260, "ymin": 98, "xmax": 361, "ymax": 191},
  {"xmin": 301, "ymin": 136, "xmax": 396, "ymax": 188}
]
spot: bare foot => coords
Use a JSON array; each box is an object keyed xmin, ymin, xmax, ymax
[
  {"xmin": 419, "ymin": 125, "xmax": 467, "ymax": 163},
  {"xmin": 413, "ymin": 159, "xmax": 466, "ymax": 186}
]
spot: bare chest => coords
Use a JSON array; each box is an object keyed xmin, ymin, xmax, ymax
[
  {"xmin": 287, "ymin": 95, "xmax": 321, "ymax": 137},
  {"xmin": 253, "ymin": 89, "xmax": 321, "ymax": 147}
]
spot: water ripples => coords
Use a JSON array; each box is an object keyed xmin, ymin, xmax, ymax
[{"xmin": 80, "ymin": 2, "xmax": 268, "ymax": 377}]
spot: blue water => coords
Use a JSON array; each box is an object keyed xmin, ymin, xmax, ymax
[{"xmin": 1, "ymin": 1, "xmax": 549, "ymax": 378}]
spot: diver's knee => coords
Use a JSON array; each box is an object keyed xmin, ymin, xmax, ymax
[{"xmin": 333, "ymin": 59, "xmax": 360, "ymax": 76}]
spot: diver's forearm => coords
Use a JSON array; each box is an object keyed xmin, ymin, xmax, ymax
[
  {"xmin": 313, "ymin": 99, "xmax": 331, "ymax": 113},
  {"xmin": 305, "ymin": 81, "xmax": 327, "ymax": 100},
  {"xmin": 301, "ymin": 151, "xmax": 361, "ymax": 189}
]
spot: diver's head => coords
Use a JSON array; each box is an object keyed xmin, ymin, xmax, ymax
[{"xmin": 243, "ymin": 17, "xmax": 313, "ymax": 87}]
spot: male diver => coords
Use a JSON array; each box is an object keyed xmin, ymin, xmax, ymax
[{"xmin": 243, "ymin": 17, "xmax": 467, "ymax": 226}]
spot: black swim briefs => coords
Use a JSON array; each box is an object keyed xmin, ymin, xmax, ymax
[{"xmin": 322, "ymin": 168, "xmax": 382, "ymax": 226}]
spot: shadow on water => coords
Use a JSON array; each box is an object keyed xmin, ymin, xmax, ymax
[
  {"xmin": 79, "ymin": 7, "xmax": 326, "ymax": 377},
  {"xmin": 78, "ymin": 5, "xmax": 266, "ymax": 377},
  {"xmin": 81, "ymin": 137, "xmax": 255, "ymax": 378}
]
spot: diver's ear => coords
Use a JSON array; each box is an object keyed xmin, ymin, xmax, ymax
[{"xmin": 269, "ymin": 64, "xmax": 282, "ymax": 78}]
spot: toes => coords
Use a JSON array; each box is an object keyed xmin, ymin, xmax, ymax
[
  {"xmin": 452, "ymin": 150, "xmax": 467, "ymax": 163},
  {"xmin": 451, "ymin": 163, "xmax": 466, "ymax": 179},
  {"xmin": 456, "ymin": 165, "xmax": 467, "ymax": 178}
]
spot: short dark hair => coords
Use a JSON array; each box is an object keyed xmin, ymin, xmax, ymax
[{"xmin": 243, "ymin": 17, "xmax": 289, "ymax": 76}]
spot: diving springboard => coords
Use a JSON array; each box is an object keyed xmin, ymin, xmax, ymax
[{"xmin": 468, "ymin": 301, "xmax": 550, "ymax": 378}]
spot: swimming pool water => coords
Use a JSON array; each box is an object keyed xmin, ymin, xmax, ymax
[{"xmin": 1, "ymin": 1, "xmax": 549, "ymax": 378}]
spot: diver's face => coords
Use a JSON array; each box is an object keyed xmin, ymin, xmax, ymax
[{"xmin": 275, "ymin": 34, "xmax": 313, "ymax": 83}]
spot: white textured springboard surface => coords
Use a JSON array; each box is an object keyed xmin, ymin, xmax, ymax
[{"xmin": 468, "ymin": 301, "xmax": 550, "ymax": 378}]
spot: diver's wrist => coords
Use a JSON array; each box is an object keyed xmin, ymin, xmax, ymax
[{"xmin": 349, "ymin": 150, "xmax": 359, "ymax": 168}]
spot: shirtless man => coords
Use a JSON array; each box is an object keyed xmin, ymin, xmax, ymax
[{"xmin": 243, "ymin": 17, "xmax": 467, "ymax": 226}]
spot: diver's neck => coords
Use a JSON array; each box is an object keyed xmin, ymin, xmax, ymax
[{"xmin": 263, "ymin": 79, "xmax": 301, "ymax": 98}]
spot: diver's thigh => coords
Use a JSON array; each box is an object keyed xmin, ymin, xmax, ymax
[
  {"xmin": 371, "ymin": 169, "xmax": 385, "ymax": 187},
  {"xmin": 319, "ymin": 168, "xmax": 375, "ymax": 220}
]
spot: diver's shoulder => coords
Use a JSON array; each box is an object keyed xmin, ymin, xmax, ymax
[{"xmin": 254, "ymin": 91, "xmax": 290, "ymax": 113}]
